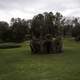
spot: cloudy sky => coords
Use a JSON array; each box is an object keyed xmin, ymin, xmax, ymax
[{"xmin": 0, "ymin": 0, "xmax": 80, "ymax": 22}]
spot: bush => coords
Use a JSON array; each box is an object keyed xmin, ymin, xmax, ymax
[{"xmin": 0, "ymin": 43, "xmax": 21, "ymax": 49}]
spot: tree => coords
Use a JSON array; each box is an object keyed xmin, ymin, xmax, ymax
[
  {"xmin": 0, "ymin": 21, "xmax": 9, "ymax": 42},
  {"xmin": 55, "ymin": 12, "xmax": 63, "ymax": 36},
  {"xmin": 31, "ymin": 14, "xmax": 44, "ymax": 38},
  {"xmin": 43, "ymin": 12, "xmax": 55, "ymax": 36},
  {"xmin": 10, "ymin": 18, "xmax": 29, "ymax": 42},
  {"xmin": 30, "ymin": 12, "xmax": 64, "ymax": 54},
  {"xmin": 72, "ymin": 18, "xmax": 80, "ymax": 41}
]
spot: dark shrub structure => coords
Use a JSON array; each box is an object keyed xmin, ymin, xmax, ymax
[
  {"xmin": 30, "ymin": 12, "xmax": 64, "ymax": 54},
  {"xmin": 30, "ymin": 34, "xmax": 63, "ymax": 54}
]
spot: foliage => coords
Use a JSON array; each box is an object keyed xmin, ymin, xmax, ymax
[
  {"xmin": 10, "ymin": 18, "xmax": 30, "ymax": 42},
  {"xmin": 30, "ymin": 12, "xmax": 63, "ymax": 54},
  {"xmin": 0, "ymin": 21, "xmax": 9, "ymax": 41},
  {"xmin": 0, "ymin": 11, "xmax": 80, "ymax": 43},
  {"xmin": 31, "ymin": 12, "xmax": 63, "ymax": 37},
  {"xmin": 72, "ymin": 18, "xmax": 80, "ymax": 41}
]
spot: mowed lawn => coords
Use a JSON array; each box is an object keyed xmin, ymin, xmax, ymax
[{"xmin": 0, "ymin": 39, "xmax": 80, "ymax": 80}]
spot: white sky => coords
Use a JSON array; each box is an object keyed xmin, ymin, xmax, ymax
[{"xmin": 0, "ymin": 0, "xmax": 80, "ymax": 22}]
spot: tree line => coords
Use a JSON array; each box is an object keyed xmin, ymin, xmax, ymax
[{"xmin": 0, "ymin": 12, "xmax": 80, "ymax": 43}]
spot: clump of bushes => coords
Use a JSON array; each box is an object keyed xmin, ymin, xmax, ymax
[{"xmin": 30, "ymin": 34, "xmax": 63, "ymax": 54}]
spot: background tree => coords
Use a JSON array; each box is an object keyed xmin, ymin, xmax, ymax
[
  {"xmin": 10, "ymin": 18, "xmax": 29, "ymax": 42},
  {"xmin": 63, "ymin": 17, "xmax": 74, "ymax": 37},
  {"xmin": 0, "ymin": 21, "xmax": 9, "ymax": 42},
  {"xmin": 72, "ymin": 18, "xmax": 80, "ymax": 41}
]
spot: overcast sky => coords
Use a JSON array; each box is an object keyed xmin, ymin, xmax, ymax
[{"xmin": 0, "ymin": 0, "xmax": 80, "ymax": 22}]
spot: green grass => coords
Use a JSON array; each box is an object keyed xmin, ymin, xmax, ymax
[{"xmin": 0, "ymin": 39, "xmax": 80, "ymax": 80}]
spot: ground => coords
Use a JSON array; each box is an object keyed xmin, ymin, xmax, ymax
[{"xmin": 0, "ymin": 38, "xmax": 80, "ymax": 80}]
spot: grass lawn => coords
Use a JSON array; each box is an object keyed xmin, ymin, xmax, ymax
[{"xmin": 0, "ymin": 39, "xmax": 80, "ymax": 80}]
